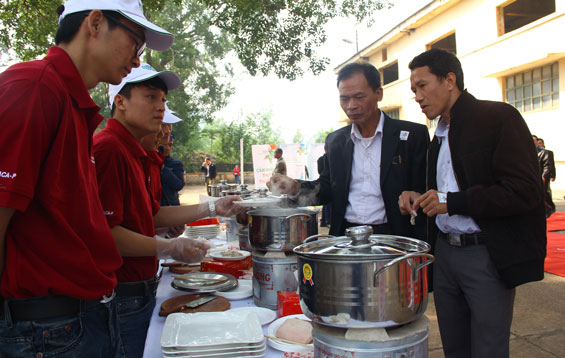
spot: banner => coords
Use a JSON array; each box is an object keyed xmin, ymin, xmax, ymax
[{"xmin": 251, "ymin": 143, "xmax": 326, "ymax": 187}]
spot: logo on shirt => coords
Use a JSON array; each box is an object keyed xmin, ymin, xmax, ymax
[
  {"xmin": 104, "ymin": 211, "xmax": 114, "ymax": 216},
  {"xmin": 0, "ymin": 171, "xmax": 16, "ymax": 179},
  {"xmin": 91, "ymin": 156, "xmax": 96, "ymax": 164}
]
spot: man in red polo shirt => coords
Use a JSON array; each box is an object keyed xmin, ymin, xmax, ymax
[
  {"xmin": 95, "ymin": 63, "xmax": 243, "ymax": 356},
  {"xmin": 0, "ymin": 1, "xmax": 174, "ymax": 357}
]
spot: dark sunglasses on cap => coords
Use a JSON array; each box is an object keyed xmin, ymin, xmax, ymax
[{"xmin": 105, "ymin": 13, "xmax": 146, "ymax": 58}]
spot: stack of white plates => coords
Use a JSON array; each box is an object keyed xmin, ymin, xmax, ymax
[
  {"xmin": 183, "ymin": 224, "xmax": 220, "ymax": 239},
  {"xmin": 161, "ymin": 311, "xmax": 266, "ymax": 358}
]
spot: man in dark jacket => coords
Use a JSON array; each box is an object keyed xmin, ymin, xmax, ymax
[
  {"xmin": 399, "ymin": 49, "xmax": 546, "ymax": 358},
  {"xmin": 201, "ymin": 157, "xmax": 216, "ymax": 196},
  {"xmin": 161, "ymin": 137, "xmax": 185, "ymax": 207},
  {"xmin": 534, "ymin": 136, "xmax": 556, "ymax": 217},
  {"xmin": 269, "ymin": 62, "xmax": 429, "ymax": 238}
]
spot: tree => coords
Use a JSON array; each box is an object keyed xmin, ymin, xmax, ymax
[
  {"xmin": 314, "ymin": 127, "xmax": 334, "ymax": 144},
  {"xmin": 1, "ymin": 0, "xmax": 391, "ymax": 80},
  {"xmin": 292, "ymin": 130, "xmax": 305, "ymax": 144}
]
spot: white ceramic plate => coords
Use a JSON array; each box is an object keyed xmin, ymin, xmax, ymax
[
  {"xmin": 161, "ymin": 311, "xmax": 264, "ymax": 348},
  {"xmin": 214, "ymin": 280, "xmax": 253, "ymax": 300},
  {"xmin": 234, "ymin": 197, "xmax": 281, "ymax": 207},
  {"xmin": 266, "ymin": 314, "xmax": 314, "ymax": 353},
  {"xmin": 162, "ymin": 341, "xmax": 265, "ymax": 354},
  {"xmin": 162, "ymin": 344, "xmax": 266, "ymax": 357},
  {"xmin": 230, "ymin": 306, "xmax": 277, "ymax": 326},
  {"xmin": 209, "ymin": 249, "xmax": 251, "ymax": 261}
]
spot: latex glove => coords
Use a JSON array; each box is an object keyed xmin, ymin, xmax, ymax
[
  {"xmin": 155, "ymin": 236, "xmax": 212, "ymax": 263},
  {"xmin": 214, "ymin": 195, "xmax": 246, "ymax": 217}
]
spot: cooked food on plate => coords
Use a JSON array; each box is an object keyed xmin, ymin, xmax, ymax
[{"xmin": 275, "ymin": 318, "xmax": 313, "ymax": 344}]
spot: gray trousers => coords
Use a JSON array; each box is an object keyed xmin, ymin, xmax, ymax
[{"xmin": 433, "ymin": 236, "xmax": 515, "ymax": 358}]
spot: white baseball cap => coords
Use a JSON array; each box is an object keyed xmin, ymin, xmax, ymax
[
  {"xmin": 108, "ymin": 63, "xmax": 181, "ymax": 106},
  {"xmin": 59, "ymin": 0, "xmax": 174, "ymax": 51},
  {"xmin": 164, "ymin": 103, "xmax": 183, "ymax": 124}
]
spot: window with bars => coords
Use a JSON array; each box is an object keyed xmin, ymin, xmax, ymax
[
  {"xmin": 505, "ymin": 62, "xmax": 559, "ymax": 112},
  {"xmin": 383, "ymin": 108, "xmax": 400, "ymax": 119}
]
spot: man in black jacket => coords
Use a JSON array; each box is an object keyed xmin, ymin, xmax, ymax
[
  {"xmin": 534, "ymin": 136, "xmax": 556, "ymax": 217},
  {"xmin": 399, "ymin": 49, "xmax": 546, "ymax": 358},
  {"xmin": 269, "ymin": 62, "xmax": 429, "ymax": 238},
  {"xmin": 201, "ymin": 157, "xmax": 216, "ymax": 196}
]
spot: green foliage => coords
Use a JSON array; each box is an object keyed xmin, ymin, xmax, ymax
[
  {"xmin": 1, "ymin": 0, "xmax": 390, "ymax": 163},
  {"xmin": 1, "ymin": 0, "xmax": 391, "ymax": 78},
  {"xmin": 292, "ymin": 130, "xmax": 304, "ymax": 144},
  {"xmin": 314, "ymin": 127, "xmax": 334, "ymax": 144},
  {"xmin": 199, "ymin": 111, "xmax": 282, "ymax": 164}
]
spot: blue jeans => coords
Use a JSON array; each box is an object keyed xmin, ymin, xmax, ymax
[
  {"xmin": 235, "ymin": 175, "xmax": 240, "ymax": 184},
  {"xmin": 116, "ymin": 280, "xmax": 157, "ymax": 358},
  {"xmin": 0, "ymin": 296, "xmax": 123, "ymax": 358}
]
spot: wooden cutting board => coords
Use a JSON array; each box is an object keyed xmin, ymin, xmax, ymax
[{"xmin": 159, "ymin": 294, "xmax": 230, "ymax": 317}]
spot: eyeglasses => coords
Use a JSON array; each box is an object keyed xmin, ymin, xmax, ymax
[{"xmin": 105, "ymin": 14, "xmax": 146, "ymax": 58}]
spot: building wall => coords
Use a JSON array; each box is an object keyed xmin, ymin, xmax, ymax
[{"xmin": 352, "ymin": 0, "xmax": 565, "ymax": 190}]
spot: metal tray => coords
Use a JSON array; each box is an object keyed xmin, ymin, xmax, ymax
[{"xmin": 171, "ymin": 272, "xmax": 238, "ymax": 294}]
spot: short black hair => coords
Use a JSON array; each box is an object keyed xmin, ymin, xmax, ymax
[
  {"xmin": 408, "ymin": 49, "xmax": 465, "ymax": 91},
  {"xmin": 337, "ymin": 62, "xmax": 381, "ymax": 91},
  {"xmin": 110, "ymin": 76, "xmax": 169, "ymax": 116},
  {"xmin": 275, "ymin": 148, "xmax": 283, "ymax": 155},
  {"xmin": 55, "ymin": 7, "xmax": 119, "ymax": 45}
]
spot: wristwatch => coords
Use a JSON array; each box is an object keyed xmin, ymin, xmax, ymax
[
  {"xmin": 437, "ymin": 192, "xmax": 447, "ymax": 204},
  {"xmin": 208, "ymin": 200, "xmax": 216, "ymax": 217}
]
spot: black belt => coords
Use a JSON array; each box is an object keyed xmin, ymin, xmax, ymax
[
  {"xmin": 438, "ymin": 231, "xmax": 486, "ymax": 247},
  {"xmin": 1, "ymin": 291, "xmax": 115, "ymax": 323},
  {"xmin": 115, "ymin": 277, "xmax": 160, "ymax": 297},
  {"xmin": 344, "ymin": 221, "xmax": 391, "ymax": 234}
]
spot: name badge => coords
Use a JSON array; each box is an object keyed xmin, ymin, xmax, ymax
[{"xmin": 400, "ymin": 130, "xmax": 410, "ymax": 141}]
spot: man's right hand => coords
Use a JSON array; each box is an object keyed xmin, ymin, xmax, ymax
[
  {"xmin": 267, "ymin": 174, "xmax": 300, "ymax": 195},
  {"xmin": 398, "ymin": 191, "xmax": 421, "ymax": 215}
]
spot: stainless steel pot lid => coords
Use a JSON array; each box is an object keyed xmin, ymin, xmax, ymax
[
  {"xmin": 247, "ymin": 207, "xmax": 316, "ymax": 216},
  {"xmin": 293, "ymin": 226, "xmax": 430, "ymax": 260}
]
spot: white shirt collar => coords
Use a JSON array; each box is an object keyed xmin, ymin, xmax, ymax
[{"xmin": 350, "ymin": 110, "xmax": 385, "ymax": 141}]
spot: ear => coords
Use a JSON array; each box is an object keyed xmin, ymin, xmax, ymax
[
  {"xmin": 84, "ymin": 10, "xmax": 105, "ymax": 36},
  {"xmin": 114, "ymin": 94, "xmax": 127, "ymax": 112},
  {"xmin": 445, "ymin": 72, "xmax": 457, "ymax": 90},
  {"xmin": 375, "ymin": 87, "xmax": 384, "ymax": 101}
]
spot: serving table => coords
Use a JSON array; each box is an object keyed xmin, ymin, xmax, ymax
[{"xmin": 143, "ymin": 257, "xmax": 287, "ymax": 357}]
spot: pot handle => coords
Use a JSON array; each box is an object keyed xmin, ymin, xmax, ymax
[
  {"xmin": 284, "ymin": 213, "xmax": 312, "ymax": 221},
  {"xmin": 373, "ymin": 252, "xmax": 434, "ymax": 283},
  {"xmin": 304, "ymin": 234, "xmax": 334, "ymax": 243}
]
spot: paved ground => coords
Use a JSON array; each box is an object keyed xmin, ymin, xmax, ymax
[{"xmin": 179, "ymin": 184, "xmax": 565, "ymax": 357}]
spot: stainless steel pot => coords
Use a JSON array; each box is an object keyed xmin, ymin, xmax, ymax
[
  {"xmin": 293, "ymin": 226, "xmax": 434, "ymax": 328},
  {"xmin": 252, "ymin": 251, "xmax": 298, "ymax": 309},
  {"xmin": 313, "ymin": 316, "xmax": 429, "ymax": 358},
  {"xmin": 209, "ymin": 184, "xmax": 221, "ymax": 197},
  {"xmin": 248, "ymin": 208, "xmax": 318, "ymax": 251}
]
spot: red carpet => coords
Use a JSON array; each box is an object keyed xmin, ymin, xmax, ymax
[{"xmin": 545, "ymin": 213, "xmax": 565, "ymax": 277}]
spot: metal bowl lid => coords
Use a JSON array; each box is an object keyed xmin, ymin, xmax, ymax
[
  {"xmin": 293, "ymin": 226, "xmax": 430, "ymax": 260},
  {"xmin": 247, "ymin": 207, "xmax": 317, "ymax": 216}
]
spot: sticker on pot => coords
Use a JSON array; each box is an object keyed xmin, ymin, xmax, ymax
[{"xmin": 302, "ymin": 263, "xmax": 314, "ymax": 286}]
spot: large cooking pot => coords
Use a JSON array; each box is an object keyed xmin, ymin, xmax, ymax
[
  {"xmin": 209, "ymin": 184, "xmax": 221, "ymax": 197},
  {"xmin": 293, "ymin": 226, "xmax": 434, "ymax": 328},
  {"xmin": 248, "ymin": 208, "xmax": 318, "ymax": 251}
]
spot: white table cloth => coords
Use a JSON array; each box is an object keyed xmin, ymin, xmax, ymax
[{"xmin": 143, "ymin": 259, "xmax": 288, "ymax": 357}]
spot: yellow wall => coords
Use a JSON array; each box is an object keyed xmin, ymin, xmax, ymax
[{"xmin": 349, "ymin": 0, "xmax": 565, "ymax": 190}]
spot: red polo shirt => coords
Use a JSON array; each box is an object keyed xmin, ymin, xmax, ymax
[
  {"xmin": 93, "ymin": 119, "xmax": 158, "ymax": 282},
  {"xmin": 145, "ymin": 150, "xmax": 164, "ymax": 212},
  {"xmin": 0, "ymin": 47, "xmax": 122, "ymax": 299}
]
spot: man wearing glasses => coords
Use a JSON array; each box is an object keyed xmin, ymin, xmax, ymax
[{"xmin": 0, "ymin": 1, "xmax": 173, "ymax": 357}]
